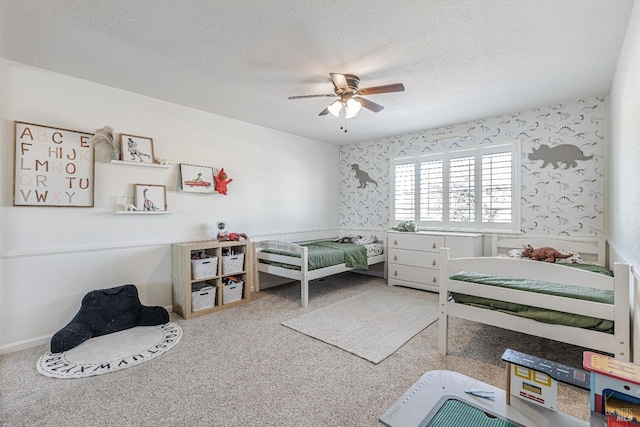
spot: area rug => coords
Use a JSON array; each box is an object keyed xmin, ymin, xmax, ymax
[
  {"xmin": 282, "ymin": 289, "xmax": 439, "ymax": 363},
  {"xmin": 36, "ymin": 322, "xmax": 182, "ymax": 379}
]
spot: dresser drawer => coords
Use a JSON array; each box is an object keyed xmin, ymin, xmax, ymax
[
  {"xmin": 389, "ymin": 248, "xmax": 440, "ymax": 269},
  {"xmin": 388, "ymin": 233, "xmax": 444, "ymax": 252},
  {"xmin": 389, "ymin": 264, "xmax": 439, "ymax": 286}
]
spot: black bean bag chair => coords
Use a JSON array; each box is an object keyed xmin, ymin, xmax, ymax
[{"xmin": 50, "ymin": 284, "xmax": 169, "ymax": 353}]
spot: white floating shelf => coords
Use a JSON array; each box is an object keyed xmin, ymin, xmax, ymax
[
  {"xmin": 109, "ymin": 160, "xmax": 171, "ymax": 169},
  {"xmin": 115, "ymin": 210, "xmax": 172, "ymax": 215}
]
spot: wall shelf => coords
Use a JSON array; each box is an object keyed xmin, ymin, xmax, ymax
[
  {"xmin": 115, "ymin": 210, "xmax": 172, "ymax": 215},
  {"xmin": 109, "ymin": 160, "xmax": 171, "ymax": 169}
]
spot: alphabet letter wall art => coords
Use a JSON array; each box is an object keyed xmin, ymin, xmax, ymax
[{"xmin": 13, "ymin": 121, "xmax": 94, "ymax": 207}]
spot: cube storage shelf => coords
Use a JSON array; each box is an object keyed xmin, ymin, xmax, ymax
[{"xmin": 172, "ymin": 240, "xmax": 252, "ymax": 319}]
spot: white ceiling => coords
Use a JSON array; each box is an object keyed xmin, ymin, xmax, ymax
[{"xmin": 0, "ymin": 1, "xmax": 634, "ymax": 145}]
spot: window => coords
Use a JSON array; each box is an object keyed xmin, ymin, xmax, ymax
[{"xmin": 391, "ymin": 141, "xmax": 520, "ymax": 232}]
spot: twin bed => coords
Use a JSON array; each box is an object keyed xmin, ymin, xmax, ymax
[
  {"xmin": 254, "ymin": 233, "xmax": 631, "ymax": 361},
  {"xmin": 439, "ymin": 235, "xmax": 632, "ymax": 361},
  {"xmin": 254, "ymin": 237, "xmax": 385, "ymax": 308}
]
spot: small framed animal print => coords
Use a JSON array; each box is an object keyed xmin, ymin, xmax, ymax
[
  {"xmin": 134, "ymin": 184, "xmax": 167, "ymax": 211},
  {"xmin": 120, "ymin": 134, "xmax": 155, "ymax": 164}
]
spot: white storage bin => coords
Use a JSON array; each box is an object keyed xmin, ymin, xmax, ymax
[
  {"xmin": 191, "ymin": 286, "xmax": 216, "ymax": 311},
  {"xmin": 222, "ymin": 253, "xmax": 244, "ymax": 274},
  {"xmin": 191, "ymin": 256, "xmax": 218, "ymax": 279},
  {"xmin": 222, "ymin": 281, "xmax": 244, "ymax": 304}
]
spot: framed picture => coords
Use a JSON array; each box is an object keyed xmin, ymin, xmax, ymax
[
  {"xmin": 120, "ymin": 134, "xmax": 155, "ymax": 164},
  {"xmin": 179, "ymin": 164, "xmax": 215, "ymax": 193},
  {"xmin": 134, "ymin": 184, "xmax": 167, "ymax": 211},
  {"xmin": 14, "ymin": 121, "xmax": 94, "ymax": 207}
]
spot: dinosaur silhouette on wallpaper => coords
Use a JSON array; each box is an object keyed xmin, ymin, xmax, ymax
[
  {"xmin": 528, "ymin": 144, "xmax": 593, "ymax": 169},
  {"xmin": 351, "ymin": 164, "xmax": 378, "ymax": 188}
]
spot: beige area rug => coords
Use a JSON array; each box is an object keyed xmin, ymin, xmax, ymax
[
  {"xmin": 36, "ymin": 323, "xmax": 182, "ymax": 379},
  {"xmin": 282, "ymin": 289, "xmax": 439, "ymax": 363}
]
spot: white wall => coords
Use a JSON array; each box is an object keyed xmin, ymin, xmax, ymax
[
  {"xmin": 0, "ymin": 60, "xmax": 340, "ymax": 352},
  {"xmin": 608, "ymin": 1, "xmax": 640, "ymax": 360}
]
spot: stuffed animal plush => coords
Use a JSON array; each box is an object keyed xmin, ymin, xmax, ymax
[
  {"xmin": 214, "ymin": 168, "xmax": 233, "ymax": 195},
  {"xmin": 50, "ymin": 284, "xmax": 169, "ymax": 353},
  {"xmin": 521, "ymin": 245, "xmax": 573, "ymax": 263},
  {"xmin": 229, "ymin": 232, "xmax": 248, "ymax": 241},
  {"xmin": 392, "ymin": 220, "xmax": 418, "ymax": 232}
]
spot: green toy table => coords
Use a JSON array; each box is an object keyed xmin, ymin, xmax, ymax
[{"xmin": 379, "ymin": 370, "xmax": 589, "ymax": 427}]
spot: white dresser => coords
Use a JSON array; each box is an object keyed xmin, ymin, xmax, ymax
[{"xmin": 387, "ymin": 231, "xmax": 483, "ymax": 293}]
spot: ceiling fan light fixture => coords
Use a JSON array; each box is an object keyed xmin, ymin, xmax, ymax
[
  {"xmin": 327, "ymin": 100, "xmax": 342, "ymax": 117},
  {"xmin": 288, "ymin": 73, "xmax": 404, "ymax": 119},
  {"xmin": 345, "ymin": 98, "xmax": 362, "ymax": 119}
]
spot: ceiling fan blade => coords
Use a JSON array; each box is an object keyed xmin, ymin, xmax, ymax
[
  {"xmin": 357, "ymin": 83, "xmax": 405, "ymax": 95},
  {"xmin": 329, "ymin": 73, "xmax": 349, "ymax": 91},
  {"xmin": 319, "ymin": 107, "xmax": 330, "ymax": 116},
  {"xmin": 356, "ymin": 96, "xmax": 384, "ymax": 113},
  {"xmin": 288, "ymin": 94, "xmax": 335, "ymax": 99}
]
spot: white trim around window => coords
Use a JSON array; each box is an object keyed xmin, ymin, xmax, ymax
[{"xmin": 391, "ymin": 140, "xmax": 521, "ymax": 232}]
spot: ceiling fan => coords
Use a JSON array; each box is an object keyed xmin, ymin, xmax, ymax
[{"xmin": 288, "ymin": 73, "xmax": 405, "ymax": 118}]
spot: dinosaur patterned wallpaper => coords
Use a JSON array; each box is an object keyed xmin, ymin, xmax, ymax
[{"xmin": 340, "ymin": 95, "xmax": 606, "ymax": 236}]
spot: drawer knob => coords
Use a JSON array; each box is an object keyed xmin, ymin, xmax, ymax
[
  {"xmin": 432, "ymin": 260, "xmax": 436, "ymax": 266},
  {"xmin": 394, "ymin": 240, "xmax": 398, "ymax": 245},
  {"xmin": 394, "ymin": 270, "xmax": 398, "ymax": 276},
  {"xmin": 432, "ymin": 277, "xmax": 437, "ymax": 283},
  {"xmin": 432, "ymin": 243, "xmax": 436, "ymax": 249},
  {"xmin": 393, "ymin": 255, "xmax": 398, "ymax": 261}
]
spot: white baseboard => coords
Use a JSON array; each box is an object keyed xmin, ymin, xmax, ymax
[
  {"xmin": 0, "ymin": 304, "xmax": 175, "ymax": 355},
  {"xmin": 0, "ymin": 334, "xmax": 50, "ymax": 355}
]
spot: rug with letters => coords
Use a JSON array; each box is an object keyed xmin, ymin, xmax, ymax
[{"xmin": 36, "ymin": 322, "xmax": 182, "ymax": 379}]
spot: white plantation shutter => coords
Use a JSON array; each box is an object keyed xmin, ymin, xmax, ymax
[
  {"xmin": 482, "ymin": 151, "xmax": 513, "ymax": 223},
  {"xmin": 390, "ymin": 141, "xmax": 519, "ymax": 232},
  {"xmin": 419, "ymin": 157, "xmax": 443, "ymax": 222},
  {"xmin": 393, "ymin": 159, "xmax": 416, "ymax": 221},
  {"xmin": 448, "ymin": 155, "xmax": 475, "ymax": 223}
]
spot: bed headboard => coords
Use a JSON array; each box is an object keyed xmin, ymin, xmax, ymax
[{"xmin": 490, "ymin": 234, "xmax": 606, "ymax": 265}]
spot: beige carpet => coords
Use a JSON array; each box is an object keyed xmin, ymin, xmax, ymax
[
  {"xmin": 0, "ymin": 274, "xmax": 592, "ymax": 426},
  {"xmin": 282, "ymin": 289, "xmax": 439, "ymax": 363}
]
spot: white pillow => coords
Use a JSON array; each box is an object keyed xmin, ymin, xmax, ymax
[
  {"xmin": 352, "ymin": 235, "xmax": 377, "ymax": 245},
  {"xmin": 506, "ymin": 247, "xmax": 582, "ymax": 263},
  {"xmin": 506, "ymin": 248, "xmax": 524, "ymax": 258},
  {"xmin": 555, "ymin": 249, "xmax": 583, "ymax": 264}
]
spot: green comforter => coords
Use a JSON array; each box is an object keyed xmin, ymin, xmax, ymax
[
  {"xmin": 450, "ymin": 263, "xmax": 615, "ymax": 333},
  {"xmin": 260, "ymin": 241, "xmax": 368, "ymax": 271}
]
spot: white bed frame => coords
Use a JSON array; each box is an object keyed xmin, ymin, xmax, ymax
[
  {"xmin": 254, "ymin": 239, "xmax": 386, "ymax": 308},
  {"xmin": 439, "ymin": 235, "xmax": 632, "ymax": 361}
]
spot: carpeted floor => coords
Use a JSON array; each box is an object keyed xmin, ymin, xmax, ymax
[{"xmin": 0, "ymin": 273, "xmax": 591, "ymax": 426}]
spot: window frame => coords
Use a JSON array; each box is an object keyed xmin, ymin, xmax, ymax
[{"xmin": 390, "ymin": 140, "xmax": 521, "ymax": 232}]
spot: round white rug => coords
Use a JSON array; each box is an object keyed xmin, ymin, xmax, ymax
[{"xmin": 36, "ymin": 322, "xmax": 182, "ymax": 379}]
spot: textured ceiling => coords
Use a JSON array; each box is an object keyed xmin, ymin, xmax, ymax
[{"xmin": 0, "ymin": 1, "xmax": 634, "ymax": 145}]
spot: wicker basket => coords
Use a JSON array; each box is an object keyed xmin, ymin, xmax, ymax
[
  {"xmin": 191, "ymin": 286, "xmax": 216, "ymax": 311},
  {"xmin": 191, "ymin": 256, "xmax": 218, "ymax": 279},
  {"xmin": 222, "ymin": 281, "xmax": 244, "ymax": 304},
  {"xmin": 222, "ymin": 253, "xmax": 244, "ymax": 274}
]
